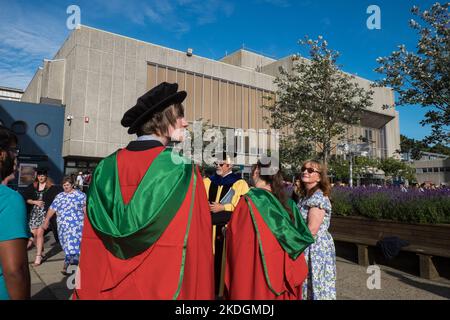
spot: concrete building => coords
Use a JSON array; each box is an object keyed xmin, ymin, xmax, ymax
[
  {"xmin": 413, "ymin": 159, "xmax": 450, "ymax": 186},
  {"xmin": 402, "ymin": 150, "xmax": 449, "ymax": 162},
  {"xmin": 21, "ymin": 25, "xmax": 400, "ymax": 173},
  {"xmin": 0, "ymin": 86, "xmax": 23, "ymax": 101}
]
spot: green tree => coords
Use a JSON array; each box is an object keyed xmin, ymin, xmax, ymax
[
  {"xmin": 375, "ymin": 3, "xmax": 450, "ymax": 145},
  {"xmin": 428, "ymin": 143, "xmax": 450, "ymax": 156},
  {"xmin": 278, "ymin": 132, "xmax": 313, "ymax": 173},
  {"xmin": 265, "ymin": 36, "xmax": 374, "ymax": 165},
  {"xmin": 328, "ymin": 156, "xmax": 380, "ymax": 184},
  {"xmin": 399, "ymin": 134, "xmax": 450, "ymax": 159},
  {"xmin": 379, "ymin": 157, "xmax": 416, "ymax": 182},
  {"xmin": 399, "ymin": 134, "xmax": 428, "ymax": 159}
]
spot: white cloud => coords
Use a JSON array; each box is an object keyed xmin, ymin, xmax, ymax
[
  {"xmin": 0, "ymin": 2, "xmax": 69, "ymax": 89},
  {"xmin": 92, "ymin": 0, "xmax": 234, "ymax": 35}
]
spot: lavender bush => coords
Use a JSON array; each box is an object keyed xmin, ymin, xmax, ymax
[{"xmin": 331, "ymin": 187, "xmax": 450, "ymax": 224}]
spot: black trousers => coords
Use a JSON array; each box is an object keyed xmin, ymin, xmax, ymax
[
  {"xmin": 214, "ymin": 223, "xmax": 226, "ymax": 297},
  {"xmin": 211, "ymin": 211, "xmax": 232, "ymax": 297}
]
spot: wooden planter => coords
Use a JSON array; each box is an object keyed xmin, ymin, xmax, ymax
[{"xmin": 329, "ymin": 215, "xmax": 450, "ymax": 280}]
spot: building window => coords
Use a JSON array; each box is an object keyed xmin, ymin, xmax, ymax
[
  {"xmin": 433, "ymin": 167, "xmax": 439, "ymax": 173},
  {"xmin": 364, "ymin": 129, "xmax": 373, "ymax": 142},
  {"xmin": 416, "ymin": 168, "xmax": 423, "ymax": 174},
  {"xmin": 439, "ymin": 167, "xmax": 445, "ymax": 172},
  {"xmin": 35, "ymin": 123, "xmax": 51, "ymax": 137},
  {"xmin": 11, "ymin": 121, "xmax": 27, "ymax": 135}
]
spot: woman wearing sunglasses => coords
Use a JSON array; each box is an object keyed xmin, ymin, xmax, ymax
[
  {"xmin": 224, "ymin": 160, "xmax": 314, "ymax": 300},
  {"xmin": 297, "ymin": 160, "xmax": 336, "ymax": 300}
]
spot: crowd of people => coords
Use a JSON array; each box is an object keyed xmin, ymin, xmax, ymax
[{"xmin": 0, "ymin": 82, "xmax": 337, "ymax": 300}]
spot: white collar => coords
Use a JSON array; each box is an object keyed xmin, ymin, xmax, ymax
[
  {"xmin": 136, "ymin": 134, "xmax": 165, "ymax": 144},
  {"xmin": 222, "ymin": 171, "xmax": 233, "ymax": 178}
]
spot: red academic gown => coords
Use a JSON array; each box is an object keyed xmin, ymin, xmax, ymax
[
  {"xmin": 225, "ymin": 196, "xmax": 308, "ymax": 300},
  {"xmin": 74, "ymin": 145, "xmax": 214, "ymax": 299}
]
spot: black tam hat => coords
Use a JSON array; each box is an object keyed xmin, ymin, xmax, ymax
[
  {"xmin": 121, "ymin": 82, "xmax": 187, "ymax": 134},
  {"xmin": 36, "ymin": 167, "xmax": 48, "ymax": 175}
]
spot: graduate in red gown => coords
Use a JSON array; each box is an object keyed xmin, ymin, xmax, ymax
[
  {"xmin": 225, "ymin": 160, "xmax": 314, "ymax": 300},
  {"xmin": 74, "ymin": 82, "xmax": 214, "ymax": 300}
]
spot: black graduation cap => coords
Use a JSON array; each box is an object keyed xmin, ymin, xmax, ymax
[
  {"xmin": 121, "ymin": 82, "xmax": 187, "ymax": 135},
  {"xmin": 36, "ymin": 166, "xmax": 48, "ymax": 175}
]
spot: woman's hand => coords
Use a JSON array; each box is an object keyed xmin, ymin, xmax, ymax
[
  {"xmin": 42, "ymin": 218, "xmax": 50, "ymax": 230},
  {"xmin": 34, "ymin": 200, "xmax": 45, "ymax": 208}
]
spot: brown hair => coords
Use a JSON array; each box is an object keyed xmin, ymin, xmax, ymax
[
  {"xmin": 252, "ymin": 162, "xmax": 294, "ymax": 220},
  {"xmin": 62, "ymin": 175, "xmax": 74, "ymax": 186},
  {"xmin": 33, "ymin": 176, "xmax": 54, "ymax": 189},
  {"xmin": 298, "ymin": 160, "xmax": 331, "ymax": 198},
  {"xmin": 137, "ymin": 103, "xmax": 184, "ymax": 137}
]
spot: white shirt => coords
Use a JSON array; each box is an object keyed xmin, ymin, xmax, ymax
[{"xmin": 76, "ymin": 175, "xmax": 84, "ymax": 186}]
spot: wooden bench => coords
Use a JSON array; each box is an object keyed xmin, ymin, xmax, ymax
[{"xmin": 329, "ymin": 216, "xmax": 450, "ymax": 280}]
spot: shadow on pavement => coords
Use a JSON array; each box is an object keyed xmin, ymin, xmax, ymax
[
  {"xmin": 31, "ymin": 275, "xmax": 74, "ymax": 300},
  {"xmin": 384, "ymin": 270, "xmax": 450, "ymax": 300},
  {"xmin": 44, "ymin": 243, "xmax": 63, "ymax": 260}
]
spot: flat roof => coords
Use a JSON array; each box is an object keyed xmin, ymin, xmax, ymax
[{"xmin": 0, "ymin": 86, "xmax": 24, "ymax": 93}]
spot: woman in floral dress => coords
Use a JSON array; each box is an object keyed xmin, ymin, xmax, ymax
[
  {"xmin": 44, "ymin": 176, "xmax": 86, "ymax": 274},
  {"xmin": 297, "ymin": 160, "xmax": 336, "ymax": 300},
  {"xmin": 24, "ymin": 168, "xmax": 60, "ymax": 266}
]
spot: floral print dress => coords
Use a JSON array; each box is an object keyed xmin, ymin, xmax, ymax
[
  {"xmin": 50, "ymin": 190, "xmax": 86, "ymax": 267},
  {"xmin": 298, "ymin": 190, "xmax": 336, "ymax": 300},
  {"xmin": 29, "ymin": 190, "xmax": 46, "ymax": 229}
]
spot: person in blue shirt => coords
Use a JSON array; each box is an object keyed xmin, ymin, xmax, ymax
[{"xmin": 0, "ymin": 125, "xmax": 30, "ymax": 300}]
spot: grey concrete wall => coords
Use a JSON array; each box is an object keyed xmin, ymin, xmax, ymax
[
  {"xmin": 40, "ymin": 59, "xmax": 65, "ymax": 102},
  {"xmin": 21, "ymin": 67, "xmax": 43, "ymax": 103},
  {"xmin": 413, "ymin": 159, "xmax": 450, "ymax": 185},
  {"xmin": 384, "ymin": 111, "xmax": 401, "ymax": 158},
  {"xmin": 220, "ymin": 49, "xmax": 276, "ymax": 71},
  {"xmin": 260, "ymin": 55, "xmax": 295, "ymax": 77},
  {"xmin": 220, "ymin": 50, "xmax": 242, "ymax": 68},
  {"xmin": 57, "ymin": 25, "xmax": 278, "ymax": 158}
]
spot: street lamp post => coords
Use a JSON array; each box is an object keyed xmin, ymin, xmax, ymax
[
  {"xmin": 338, "ymin": 142, "xmax": 369, "ymax": 188},
  {"xmin": 349, "ymin": 152, "xmax": 353, "ymax": 188}
]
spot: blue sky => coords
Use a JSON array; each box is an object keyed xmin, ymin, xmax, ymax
[{"xmin": 0, "ymin": 0, "xmax": 441, "ymax": 141}]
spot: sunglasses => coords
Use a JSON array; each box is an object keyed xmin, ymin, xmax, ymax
[
  {"xmin": 301, "ymin": 167, "xmax": 320, "ymax": 174},
  {"xmin": 214, "ymin": 162, "xmax": 226, "ymax": 167}
]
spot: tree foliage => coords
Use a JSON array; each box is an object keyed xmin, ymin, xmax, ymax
[
  {"xmin": 378, "ymin": 157, "xmax": 416, "ymax": 182},
  {"xmin": 375, "ymin": 2, "xmax": 450, "ymax": 145},
  {"xmin": 265, "ymin": 36, "xmax": 374, "ymax": 166},
  {"xmin": 400, "ymin": 134, "xmax": 450, "ymax": 159}
]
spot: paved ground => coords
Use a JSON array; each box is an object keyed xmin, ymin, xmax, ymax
[{"xmin": 29, "ymin": 234, "xmax": 450, "ymax": 300}]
